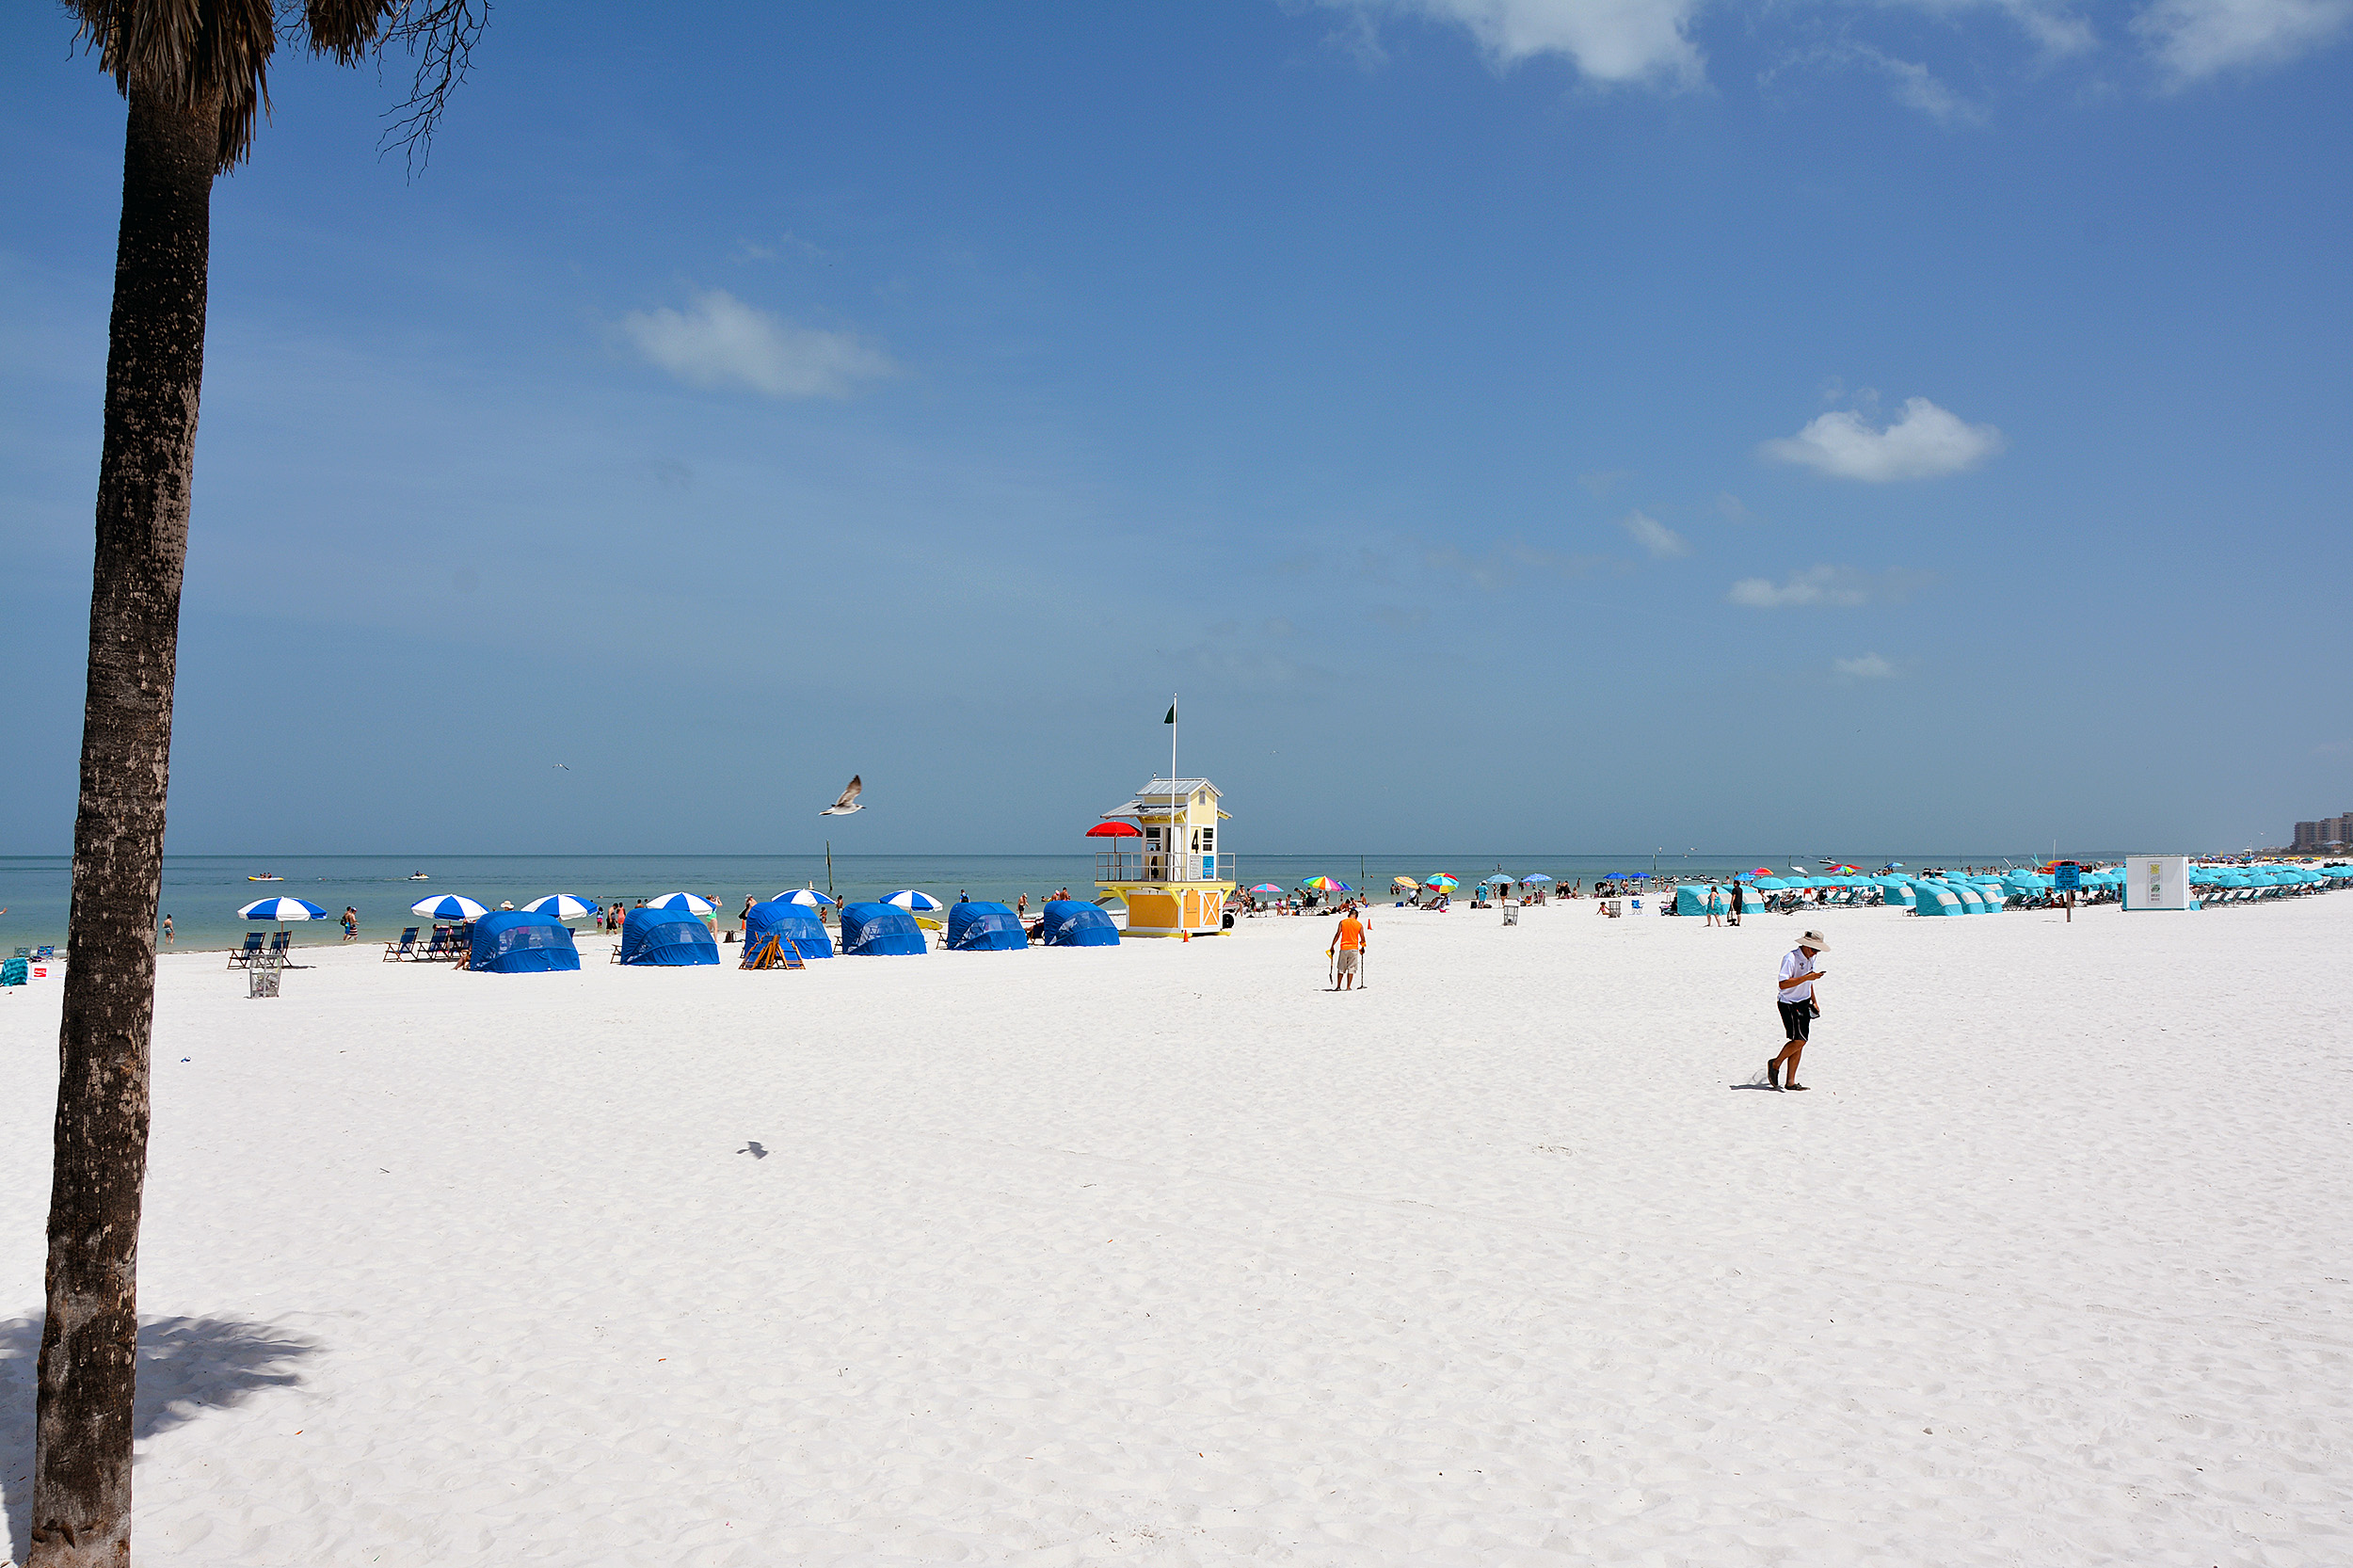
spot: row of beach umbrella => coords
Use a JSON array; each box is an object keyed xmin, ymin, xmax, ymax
[{"xmin": 237, "ymin": 888, "xmax": 955, "ymax": 924}]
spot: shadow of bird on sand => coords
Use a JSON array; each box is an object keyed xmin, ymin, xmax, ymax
[{"xmin": 0, "ymin": 1314, "xmax": 320, "ymax": 1563}]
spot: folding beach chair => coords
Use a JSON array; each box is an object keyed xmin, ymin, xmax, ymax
[
  {"xmin": 229, "ymin": 933, "xmax": 264, "ymax": 968},
  {"xmin": 740, "ymin": 935, "xmax": 807, "ymax": 970},
  {"xmin": 264, "ymin": 932, "xmax": 293, "ymax": 966},
  {"xmin": 382, "ymin": 927, "xmax": 422, "ymax": 961}
]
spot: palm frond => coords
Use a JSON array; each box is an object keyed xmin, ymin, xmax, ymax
[
  {"xmin": 67, "ymin": 0, "xmax": 276, "ymax": 169},
  {"xmin": 303, "ymin": 0, "xmax": 401, "ymax": 64},
  {"xmin": 65, "ymin": 0, "xmax": 483, "ymax": 171}
]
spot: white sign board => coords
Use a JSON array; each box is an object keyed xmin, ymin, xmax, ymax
[{"xmin": 2125, "ymin": 854, "xmax": 2191, "ymax": 911}]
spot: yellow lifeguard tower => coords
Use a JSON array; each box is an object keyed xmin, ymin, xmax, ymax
[{"xmin": 1096, "ymin": 776, "xmax": 1234, "ymax": 937}]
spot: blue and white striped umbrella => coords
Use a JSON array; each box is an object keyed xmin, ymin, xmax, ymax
[
  {"xmin": 883, "ymin": 889, "xmax": 946, "ymax": 912},
  {"xmin": 1519, "ymin": 872, "xmax": 1555, "ymax": 883},
  {"xmin": 646, "ymin": 891, "xmax": 715, "ymax": 915},
  {"xmin": 237, "ymin": 896, "xmax": 327, "ymax": 921},
  {"xmin": 522, "ymin": 894, "xmax": 599, "ymax": 920},
  {"xmin": 774, "ymin": 888, "xmax": 838, "ymax": 907},
  {"xmin": 411, "ymin": 894, "xmax": 488, "ymax": 921}
]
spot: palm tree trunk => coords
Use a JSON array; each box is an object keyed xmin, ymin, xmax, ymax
[{"xmin": 30, "ymin": 81, "xmax": 216, "ymax": 1568}]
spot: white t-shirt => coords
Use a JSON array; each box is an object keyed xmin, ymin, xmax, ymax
[{"xmin": 1778, "ymin": 948, "xmax": 1823, "ymax": 1004}]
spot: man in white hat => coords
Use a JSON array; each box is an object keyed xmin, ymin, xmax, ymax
[{"xmin": 1769, "ymin": 932, "xmax": 1829, "ymax": 1090}]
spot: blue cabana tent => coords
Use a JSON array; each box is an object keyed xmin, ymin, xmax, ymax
[
  {"xmin": 469, "ymin": 909, "xmax": 581, "ymax": 973},
  {"xmin": 743, "ymin": 901, "xmax": 833, "ymax": 960},
  {"xmin": 619, "ymin": 905, "xmax": 719, "ymax": 966},
  {"xmin": 839, "ymin": 902, "xmax": 927, "ymax": 956},
  {"xmin": 1040, "ymin": 899, "xmax": 1120, "ymax": 947},
  {"xmin": 946, "ymin": 901, "xmax": 1027, "ymax": 952}
]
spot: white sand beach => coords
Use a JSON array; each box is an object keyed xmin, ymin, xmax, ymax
[{"xmin": 4, "ymin": 895, "xmax": 2350, "ymax": 1566}]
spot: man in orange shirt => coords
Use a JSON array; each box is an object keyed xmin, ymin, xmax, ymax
[{"xmin": 1329, "ymin": 907, "xmax": 1368, "ymax": 991}]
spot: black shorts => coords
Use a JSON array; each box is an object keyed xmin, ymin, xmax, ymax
[{"xmin": 1778, "ymin": 999, "xmax": 1813, "ymax": 1041}]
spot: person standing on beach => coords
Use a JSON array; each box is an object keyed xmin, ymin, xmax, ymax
[
  {"xmin": 1329, "ymin": 908, "xmax": 1367, "ymax": 991},
  {"xmin": 1769, "ymin": 932, "xmax": 1828, "ymax": 1091},
  {"xmin": 1705, "ymin": 882, "xmax": 1722, "ymax": 927},
  {"xmin": 1728, "ymin": 879, "xmax": 1744, "ymax": 927}
]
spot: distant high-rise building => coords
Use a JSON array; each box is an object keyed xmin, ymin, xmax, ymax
[{"xmin": 2292, "ymin": 814, "xmax": 2353, "ymax": 853}]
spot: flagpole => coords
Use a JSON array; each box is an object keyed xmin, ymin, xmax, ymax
[{"xmin": 1169, "ymin": 693, "xmax": 1179, "ymax": 884}]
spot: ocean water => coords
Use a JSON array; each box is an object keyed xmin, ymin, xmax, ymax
[{"xmin": 0, "ymin": 851, "xmax": 2099, "ymax": 952}]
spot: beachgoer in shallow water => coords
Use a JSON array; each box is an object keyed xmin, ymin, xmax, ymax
[
  {"xmin": 161, "ymin": 914, "xmax": 172, "ymax": 945},
  {"xmin": 343, "ymin": 907, "xmax": 359, "ymax": 941},
  {"xmin": 1769, "ymin": 932, "xmax": 1828, "ymax": 1091}
]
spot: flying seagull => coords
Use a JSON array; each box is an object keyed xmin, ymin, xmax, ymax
[
  {"xmin": 820, "ymin": 776, "xmax": 864, "ymax": 816},
  {"xmin": 552, "ymin": 762, "xmax": 570, "ymax": 770}
]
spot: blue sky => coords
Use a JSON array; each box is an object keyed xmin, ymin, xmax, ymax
[{"xmin": 2, "ymin": 0, "xmax": 2347, "ymax": 856}]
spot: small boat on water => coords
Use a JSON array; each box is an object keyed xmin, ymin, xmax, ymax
[
  {"xmin": 247, "ymin": 873, "xmax": 284, "ymax": 882},
  {"xmin": 408, "ymin": 872, "xmax": 430, "ymax": 881}
]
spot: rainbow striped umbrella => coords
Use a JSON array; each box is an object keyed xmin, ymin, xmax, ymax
[
  {"xmin": 1424, "ymin": 874, "xmax": 1459, "ymax": 890},
  {"xmin": 1303, "ymin": 876, "xmax": 1341, "ymax": 892}
]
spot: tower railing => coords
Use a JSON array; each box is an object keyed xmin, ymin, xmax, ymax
[{"xmin": 1096, "ymin": 850, "xmax": 1230, "ymax": 885}]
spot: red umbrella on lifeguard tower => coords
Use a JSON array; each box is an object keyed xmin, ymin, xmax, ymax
[{"xmin": 1086, "ymin": 820, "xmax": 1143, "ymax": 880}]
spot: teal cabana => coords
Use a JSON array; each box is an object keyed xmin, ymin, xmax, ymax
[
  {"xmin": 1673, "ymin": 885, "xmax": 1730, "ymax": 916},
  {"xmin": 1913, "ymin": 881, "xmax": 1965, "ymax": 917}
]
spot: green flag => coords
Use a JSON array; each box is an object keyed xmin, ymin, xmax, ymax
[{"xmin": 1163, "ymin": 702, "xmax": 1176, "ymax": 724}]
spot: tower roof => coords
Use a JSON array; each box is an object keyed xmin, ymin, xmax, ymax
[{"xmin": 1103, "ymin": 778, "xmax": 1225, "ymax": 818}]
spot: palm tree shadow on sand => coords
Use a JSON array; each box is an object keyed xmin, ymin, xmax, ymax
[{"xmin": 0, "ymin": 1315, "xmax": 320, "ymax": 1562}]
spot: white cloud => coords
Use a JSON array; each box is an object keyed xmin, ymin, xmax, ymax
[
  {"xmin": 1327, "ymin": 0, "xmax": 1705, "ymax": 87},
  {"xmin": 620, "ymin": 290, "xmax": 893, "ymax": 399},
  {"xmin": 1715, "ymin": 491, "xmax": 1756, "ymax": 522},
  {"xmin": 1833, "ymin": 651, "xmax": 1899, "ymax": 679},
  {"xmin": 1858, "ymin": 46, "xmax": 1985, "ymax": 122},
  {"xmin": 1758, "ymin": 44, "xmax": 1983, "ymax": 123},
  {"xmin": 2134, "ymin": 0, "xmax": 2353, "ymax": 81},
  {"xmin": 1884, "ymin": 0, "xmax": 2097, "ymax": 56},
  {"xmin": 1621, "ymin": 509, "xmax": 1691, "ymax": 558},
  {"xmin": 1760, "ymin": 396, "xmax": 2004, "ymax": 481},
  {"xmin": 1727, "ymin": 565, "xmax": 1929, "ymax": 608}
]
